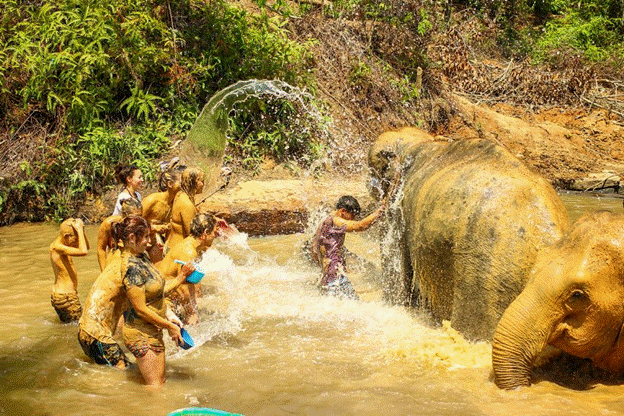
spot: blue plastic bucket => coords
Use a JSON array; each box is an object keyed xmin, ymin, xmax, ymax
[{"xmin": 168, "ymin": 408, "xmax": 244, "ymax": 416}]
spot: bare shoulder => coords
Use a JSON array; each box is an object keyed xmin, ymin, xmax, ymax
[
  {"xmin": 332, "ymin": 215, "xmax": 348, "ymax": 227},
  {"xmin": 49, "ymin": 239, "xmax": 69, "ymax": 260},
  {"xmin": 49, "ymin": 238, "xmax": 62, "ymax": 253},
  {"xmin": 174, "ymin": 192, "xmax": 192, "ymax": 207},
  {"xmin": 141, "ymin": 192, "xmax": 162, "ymax": 209},
  {"xmin": 171, "ymin": 239, "xmax": 195, "ymax": 260}
]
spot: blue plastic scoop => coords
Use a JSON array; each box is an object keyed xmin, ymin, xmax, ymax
[
  {"xmin": 178, "ymin": 327, "xmax": 195, "ymax": 349},
  {"xmin": 174, "ymin": 259, "xmax": 206, "ymax": 284}
]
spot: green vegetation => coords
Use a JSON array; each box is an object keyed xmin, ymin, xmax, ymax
[
  {"xmin": 453, "ymin": 0, "xmax": 624, "ymax": 65},
  {"xmin": 0, "ymin": 0, "xmax": 312, "ymax": 222},
  {"xmin": 227, "ymin": 98, "xmax": 328, "ymax": 171},
  {"xmin": 1, "ymin": 0, "xmax": 624, "ymax": 223}
]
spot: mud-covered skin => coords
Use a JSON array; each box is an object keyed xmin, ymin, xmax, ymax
[
  {"xmin": 369, "ymin": 127, "xmax": 569, "ymax": 341},
  {"xmin": 493, "ymin": 211, "xmax": 624, "ymax": 389}
]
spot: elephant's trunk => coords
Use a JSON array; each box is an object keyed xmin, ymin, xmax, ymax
[{"xmin": 492, "ymin": 289, "xmax": 556, "ymax": 389}]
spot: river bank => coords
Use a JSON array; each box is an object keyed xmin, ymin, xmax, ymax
[{"xmin": 79, "ymin": 89, "xmax": 624, "ymax": 235}]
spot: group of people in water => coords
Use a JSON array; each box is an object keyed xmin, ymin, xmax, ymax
[
  {"xmin": 49, "ymin": 157, "xmax": 391, "ymax": 386},
  {"xmin": 49, "ymin": 159, "xmax": 221, "ymax": 386}
]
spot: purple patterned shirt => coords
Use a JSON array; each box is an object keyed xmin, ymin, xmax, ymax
[{"xmin": 312, "ymin": 216, "xmax": 347, "ymax": 285}]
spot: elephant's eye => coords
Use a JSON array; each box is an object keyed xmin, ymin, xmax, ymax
[{"xmin": 568, "ymin": 290, "xmax": 588, "ymax": 303}]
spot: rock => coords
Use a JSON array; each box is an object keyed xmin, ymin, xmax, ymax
[
  {"xmin": 197, "ymin": 177, "xmax": 373, "ymax": 236},
  {"xmin": 568, "ymin": 172, "xmax": 621, "ymax": 193}
]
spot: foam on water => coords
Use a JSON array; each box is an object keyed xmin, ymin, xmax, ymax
[{"xmin": 169, "ymin": 229, "xmax": 492, "ymax": 372}]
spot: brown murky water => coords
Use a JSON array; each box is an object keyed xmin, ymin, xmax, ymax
[{"xmin": 0, "ymin": 193, "xmax": 623, "ymax": 416}]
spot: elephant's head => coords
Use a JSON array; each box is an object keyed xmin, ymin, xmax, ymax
[
  {"xmin": 492, "ymin": 210, "xmax": 624, "ymax": 389},
  {"xmin": 367, "ymin": 127, "xmax": 435, "ymax": 199}
]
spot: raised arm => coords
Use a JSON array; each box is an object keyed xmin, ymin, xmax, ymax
[
  {"xmin": 334, "ymin": 204, "xmax": 386, "ymax": 232},
  {"xmin": 163, "ymin": 262, "xmax": 195, "ymax": 295},
  {"xmin": 55, "ymin": 219, "xmax": 90, "ymax": 256},
  {"xmin": 96, "ymin": 220, "xmax": 113, "ymax": 270}
]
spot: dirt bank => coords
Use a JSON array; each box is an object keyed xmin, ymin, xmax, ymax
[
  {"xmin": 448, "ymin": 95, "xmax": 624, "ymax": 190},
  {"xmin": 87, "ymin": 94, "xmax": 624, "ymax": 233}
]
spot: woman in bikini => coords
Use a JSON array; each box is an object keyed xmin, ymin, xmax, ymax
[{"xmin": 165, "ymin": 167, "xmax": 205, "ymax": 251}]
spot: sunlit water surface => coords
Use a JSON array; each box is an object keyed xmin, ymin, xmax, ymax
[{"xmin": 0, "ymin": 193, "xmax": 623, "ymax": 416}]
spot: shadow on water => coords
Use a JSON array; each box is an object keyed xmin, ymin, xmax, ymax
[
  {"xmin": 0, "ymin": 334, "xmax": 88, "ymax": 415},
  {"xmin": 533, "ymin": 353, "xmax": 624, "ymax": 391}
]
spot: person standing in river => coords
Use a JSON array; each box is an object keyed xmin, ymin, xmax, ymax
[
  {"xmin": 157, "ymin": 213, "xmax": 220, "ymax": 325},
  {"xmin": 112, "ymin": 164, "xmax": 143, "ymax": 216},
  {"xmin": 165, "ymin": 167, "xmax": 205, "ymax": 251},
  {"xmin": 78, "ymin": 252, "xmax": 131, "ymax": 369},
  {"xmin": 49, "ymin": 218, "xmax": 90, "ymax": 323},
  {"xmin": 79, "ymin": 214, "xmax": 189, "ymax": 370},
  {"xmin": 118, "ymin": 215, "xmax": 195, "ymax": 386},
  {"xmin": 141, "ymin": 160, "xmax": 186, "ymax": 251},
  {"xmin": 310, "ymin": 196, "xmax": 386, "ymax": 300}
]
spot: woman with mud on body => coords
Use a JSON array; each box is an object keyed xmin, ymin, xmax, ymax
[
  {"xmin": 115, "ymin": 215, "xmax": 195, "ymax": 386},
  {"xmin": 97, "ymin": 198, "xmax": 143, "ymax": 271},
  {"xmin": 141, "ymin": 160, "xmax": 186, "ymax": 254},
  {"xmin": 165, "ymin": 167, "xmax": 205, "ymax": 251}
]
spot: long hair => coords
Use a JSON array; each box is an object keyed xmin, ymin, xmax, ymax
[
  {"xmin": 110, "ymin": 215, "xmax": 149, "ymax": 250},
  {"xmin": 180, "ymin": 168, "xmax": 205, "ymax": 202},
  {"xmin": 115, "ymin": 164, "xmax": 140, "ymax": 186},
  {"xmin": 158, "ymin": 160, "xmax": 186, "ymax": 192}
]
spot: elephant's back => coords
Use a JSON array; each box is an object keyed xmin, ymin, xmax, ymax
[{"xmin": 403, "ymin": 139, "xmax": 568, "ymax": 340}]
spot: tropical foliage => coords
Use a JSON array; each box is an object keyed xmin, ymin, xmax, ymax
[
  {"xmin": 1, "ymin": 0, "xmax": 624, "ymax": 223},
  {"xmin": 0, "ymin": 0, "xmax": 312, "ymax": 222}
]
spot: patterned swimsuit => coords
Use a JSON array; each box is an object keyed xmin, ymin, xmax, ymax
[
  {"xmin": 121, "ymin": 253, "xmax": 168, "ymax": 357},
  {"xmin": 312, "ymin": 216, "xmax": 358, "ymax": 299}
]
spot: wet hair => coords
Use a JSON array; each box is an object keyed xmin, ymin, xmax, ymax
[
  {"xmin": 336, "ymin": 195, "xmax": 361, "ymax": 216},
  {"xmin": 158, "ymin": 163, "xmax": 186, "ymax": 192},
  {"xmin": 120, "ymin": 198, "xmax": 143, "ymax": 217},
  {"xmin": 59, "ymin": 219, "xmax": 76, "ymax": 238},
  {"xmin": 189, "ymin": 213, "xmax": 217, "ymax": 238},
  {"xmin": 180, "ymin": 168, "xmax": 205, "ymax": 199},
  {"xmin": 115, "ymin": 164, "xmax": 140, "ymax": 186},
  {"xmin": 110, "ymin": 215, "xmax": 149, "ymax": 249}
]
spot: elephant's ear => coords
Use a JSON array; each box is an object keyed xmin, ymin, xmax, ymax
[{"xmin": 604, "ymin": 243, "xmax": 624, "ymax": 287}]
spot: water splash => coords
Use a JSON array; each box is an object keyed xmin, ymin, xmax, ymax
[
  {"xmin": 181, "ymin": 79, "xmax": 329, "ymax": 194},
  {"xmin": 379, "ymin": 175, "xmax": 409, "ymax": 304},
  {"xmin": 168, "ymin": 232, "xmax": 492, "ymax": 373},
  {"xmin": 217, "ymin": 224, "xmax": 251, "ymax": 252}
]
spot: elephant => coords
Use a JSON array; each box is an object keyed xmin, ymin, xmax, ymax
[
  {"xmin": 492, "ymin": 210, "xmax": 624, "ymax": 389},
  {"xmin": 368, "ymin": 127, "xmax": 569, "ymax": 341}
]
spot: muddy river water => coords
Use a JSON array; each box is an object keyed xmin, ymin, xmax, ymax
[{"xmin": 0, "ymin": 192, "xmax": 623, "ymax": 416}]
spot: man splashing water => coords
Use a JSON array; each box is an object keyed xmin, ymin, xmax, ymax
[{"xmin": 310, "ymin": 195, "xmax": 386, "ymax": 300}]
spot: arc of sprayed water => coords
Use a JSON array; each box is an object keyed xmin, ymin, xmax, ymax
[{"xmin": 181, "ymin": 79, "xmax": 330, "ymax": 197}]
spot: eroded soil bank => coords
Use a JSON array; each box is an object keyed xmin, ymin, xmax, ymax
[{"xmin": 85, "ymin": 92, "xmax": 624, "ymax": 235}]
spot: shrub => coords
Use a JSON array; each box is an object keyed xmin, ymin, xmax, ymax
[{"xmin": 0, "ymin": 0, "xmax": 314, "ymax": 222}]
